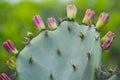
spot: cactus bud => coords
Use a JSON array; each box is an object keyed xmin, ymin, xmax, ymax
[
  {"xmin": 3, "ymin": 40, "xmax": 18, "ymax": 55},
  {"xmin": 67, "ymin": 4, "xmax": 77, "ymax": 19},
  {"xmin": 101, "ymin": 31, "xmax": 115, "ymax": 42},
  {"xmin": 47, "ymin": 17, "xmax": 57, "ymax": 30},
  {"xmin": 0, "ymin": 73, "xmax": 11, "ymax": 80},
  {"xmin": 82, "ymin": 9, "xmax": 95, "ymax": 25},
  {"xmin": 96, "ymin": 12, "xmax": 109, "ymax": 30},
  {"xmin": 102, "ymin": 40, "xmax": 111, "ymax": 50},
  {"xmin": 32, "ymin": 15, "xmax": 45, "ymax": 31},
  {"xmin": 7, "ymin": 58, "xmax": 16, "ymax": 70},
  {"xmin": 102, "ymin": 31, "xmax": 115, "ymax": 50}
]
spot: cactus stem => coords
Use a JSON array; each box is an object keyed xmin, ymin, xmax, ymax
[
  {"xmin": 72, "ymin": 64, "xmax": 77, "ymax": 71},
  {"xmin": 57, "ymin": 48, "xmax": 61, "ymax": 56},
  {"xmin": 50, "ymin": 73, "xmax": 53, "ymax": 80},
  {"xmin": 78, "ymin": 32, "xmax": 84, "ymax": 39},
  {"xmin": 29, "ymin": 56, "xmax": 33, "ymax": 63},
  {"xmin": 45, "ymin": 30, "xmax": 48, "ymax": 36},
  {"xmin": 68, "ymin": 25, "xmax": 71, "ymax": 31},
  {"xmin": 85, "ymin": 52, "xmax": 90, "ymax": 58}
]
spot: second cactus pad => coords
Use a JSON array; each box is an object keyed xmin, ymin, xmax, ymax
[{"xmin": 16, "ymin": 20, "xmax": 102, "ymax": 80}]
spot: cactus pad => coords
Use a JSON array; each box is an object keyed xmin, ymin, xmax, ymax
[{"xmin": 16, "ymin": 21, "xmax": 102, "ymax": 80}]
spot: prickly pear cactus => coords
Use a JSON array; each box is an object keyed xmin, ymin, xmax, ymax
[
  {"xmin": 17, "ymin": 21, "xmax": 102, "ymax": 80},
  {"xmin": 1, "ymin": 4, "xmax": 118, "ymax": 80}
]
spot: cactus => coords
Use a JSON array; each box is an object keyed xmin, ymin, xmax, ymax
[{"xmin": 1, "ymin": 4, "xmax": 118, "ymax": 80}]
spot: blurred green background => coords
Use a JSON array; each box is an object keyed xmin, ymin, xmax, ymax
[{"xmin": 0, "ymin": 0, "xmax": 120, "ymax": 74}]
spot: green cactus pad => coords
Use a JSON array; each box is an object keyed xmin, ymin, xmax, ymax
[{"xmin": 16, "ymin": 21, "xmax": 102, "ymax": 80}]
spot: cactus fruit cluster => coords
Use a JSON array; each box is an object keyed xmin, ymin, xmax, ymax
[{"xmin": 1, "ymin": 4, "xmax": 119, "ymax": 80}]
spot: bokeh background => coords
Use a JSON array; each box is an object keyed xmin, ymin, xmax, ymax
[{"xmin": 0, "ymin": 0, "xmax": 120, "ymax": 74}]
